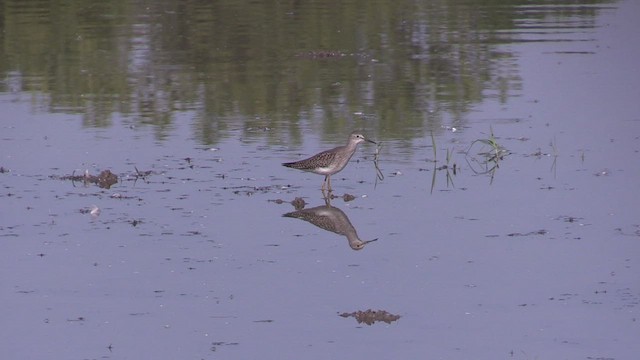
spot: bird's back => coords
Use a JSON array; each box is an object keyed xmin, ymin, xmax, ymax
[{"xmin": 282, "ymin": 146, "xmax": 342, "ymax": 172}]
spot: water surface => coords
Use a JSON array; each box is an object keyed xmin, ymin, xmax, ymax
[{"xmin": 1, "ymin": 0, "xmax": 639, "ymax": 359}]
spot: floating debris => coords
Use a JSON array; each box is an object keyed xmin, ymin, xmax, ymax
[
  {"xmin": 291, "ymin": 197, "xmax": 306, "ymax": 210},
  {"xmin": 507, "ymin": 229, "xmax": 548, "ymax": 237},
  {"xmin": 614, "ymin": 225, "xmax": 640, "ymax": 237},
  {"xmin": 554, "ymin": 215, "xmax": 584, "ymax": 224},
  {"xmin": 80, "ymin": 205, "xmax": 101, "ymax": 217},
  {"xmin": 95, "ymin": 170, "xmax": 118, "ymax": 188},
  {"xmin": 133, "ymin": 166, "xmax": 152, "ymax": 184},
  {"xmin": 89, "ymin": 205, "xmax": 100, "ymax": 217},
  {"xmin": 339, "ymin": 309, "xmax": 401, "ymax": 325},
  {"xmin": 342, "ymin": 193, "xmax": 356, "ymax": 202},
  {"xmin": 55, "ymin": 169, "xmax": 118, "ymax": 189}
]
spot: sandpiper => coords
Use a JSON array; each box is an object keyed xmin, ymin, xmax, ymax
[{"xmin": 282, "ymin": 132, "xmax": 376, "ymax": 191}]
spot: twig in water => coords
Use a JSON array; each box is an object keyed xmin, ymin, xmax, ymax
[{"xmin": 373, "ymin": 142, "xmax": 384, "ymax": 188}]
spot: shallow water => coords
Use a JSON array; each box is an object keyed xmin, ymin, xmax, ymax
[{"xmin": 1, "ymin": 0, "xmax": 639, "ymax": 359}]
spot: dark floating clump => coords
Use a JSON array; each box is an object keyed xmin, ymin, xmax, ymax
[
  {"xmin": 342, "ymin": 193, "xmax": 356, "ymax": 202},
  {"xmin": 291, "ymin": 197, "xmax": 306, "ymax": 210},
  {"xmin": 339, "ymin": 309, "xmax": 401, "ymax": 325},
  {"xmin": 55, "ymin": 169, "xmax": 118, "ymax": 189},
  {"xmin": 94, "ymin": 170, "xmax": 118, "ymax": 189},
  {"xmin": 323, "ymin": 192, "xmax": 356, "ymax": 202},
  {"xmin": 507, "ymin": 229, "xmax": 548, "ymax": 237}
]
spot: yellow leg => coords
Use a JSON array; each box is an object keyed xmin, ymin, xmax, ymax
[{"xmin": 322, "ymin": 188, "xmax": 331, "ymax": 204}]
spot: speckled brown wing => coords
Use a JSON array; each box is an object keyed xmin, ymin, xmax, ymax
[{"xmin": 282, "ymin": 147, "xmax": 340, "ymax": 171}]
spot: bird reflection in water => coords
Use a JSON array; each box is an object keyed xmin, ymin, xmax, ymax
[{"xmin": 283, "ymin": 195, "xmax": 378, "ymax": 250}]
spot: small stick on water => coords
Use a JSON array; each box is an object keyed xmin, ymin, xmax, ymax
[
  {"xmin": 373, "ymin": 142, "xmax": 384, "ymax": 181},
  {"xmin": 431, "ymin": 131, "xmax": 437, "ymax": 161}
]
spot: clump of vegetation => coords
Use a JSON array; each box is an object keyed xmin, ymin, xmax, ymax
[
  {"xmin": 465, "ymin": 127, "xmax": 510, "ymax": 184},
  {"xmin": 429, "ymin": 131, "xmax": 457, "ymax": 193}
]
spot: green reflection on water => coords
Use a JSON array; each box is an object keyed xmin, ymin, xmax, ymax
[{"xmin": 0, "ymin": 0, "xmax": 615, "ymax": 142}]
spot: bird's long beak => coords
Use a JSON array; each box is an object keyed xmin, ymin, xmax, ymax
[{"xmin": 366, "ymin": 139, "xmax": 377, "ymax": 145}]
